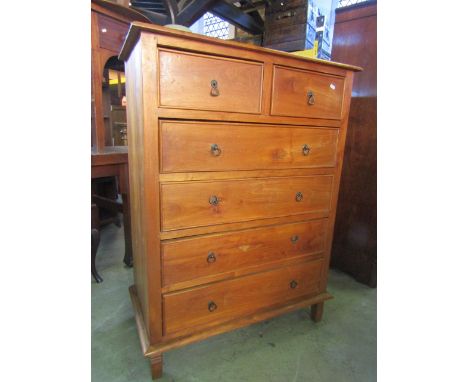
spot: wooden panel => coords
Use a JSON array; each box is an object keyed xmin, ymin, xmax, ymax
[
  {"xmin": 331, "ymin": 3, "xmax": 377, "ymax": 287},
  {"xmin": 160, "ymin": 121, "xmax": 339, "ymax": 172},
  {"xmin": 271, "ymin": 66, "xmax": 345, "ymax": 120},
  {"xmin": 125, "ymin": 32, "xmax": 164, "ymax": 344},
  {"xmin": 162, "ymin": 219, "xmax": 327, "ymax": 287},
  {"xmin": 158, "ymin": 49, "xmax": 263, "ymax": 114},
  {"xmin": 97, "ymin": 13, "xmax": 129, "ymax": 53},
  {"xmin": 163, "ymin": 258, "xmax": 324, "ymax": 335},
  {"xmin": 265, "ymin": 0, "xmax": 307, "ymax": 14},
  {"xmin": 160, "ymin": 176, "xmax": 333, "ymax": 231},
  {"xmin": 264, "ymin": 23, "xmax": 307, "ymax": 45}
]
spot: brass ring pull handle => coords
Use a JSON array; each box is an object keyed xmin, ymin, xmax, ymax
[
  {"xmin": 295, "ymin": 192, "xmax": 303, "ymax": 202},
  {"xmin": 290, "ymin": 280, "xmax": 298, "ymax": 289},
  {"xmin": 307, "ymin": 90, "xmax": 315, "ymax": 105},
  {"xmin": 207, "ymin": 252, "xmax": 217, "ymax": 263},
  {"xmin": 291, "ymin": 235, "xmax": 299, "ymax": 243},
  {"xmin": 209, "ymin": 195, "xmax": 219, "ymax": 206},
  {"xmin": 302, "ymin": 144, "xmax": 311, "ymax": 156},
  {"xmin": 211, "ymin": 143, "xmax": 222, "ymax": 156},
  {"xmin": 210, "ymin": 80, "xmax": 219, "ymax": 96},
  {"xmin": 208, "ymin": 301, "xmax": 217, "ymax": 312}
]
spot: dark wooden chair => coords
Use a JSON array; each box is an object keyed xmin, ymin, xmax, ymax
[
  {"xmin": 91, "ymin": 177, "xmax": 132, "ymax": 283},
  {"xmin": 91, "ymin": 203, "xmax": 102, "ymax": 283}
]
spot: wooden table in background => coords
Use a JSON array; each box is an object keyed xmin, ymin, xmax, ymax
[{"xmin": 92, "ymin": 146, "xmax": 132, "ymax": 267}]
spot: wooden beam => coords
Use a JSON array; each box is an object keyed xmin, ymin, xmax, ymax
[
  {"xmin": 131, "ymin": 7, "xmax": 169, "ymax": 24},
  {"xmin": 211, "ymin": 0, "xmax": 264, "ymax": 34},
  {"xmin": 176, "ymin": 0, "xmax": 219, "ymax": 26}
]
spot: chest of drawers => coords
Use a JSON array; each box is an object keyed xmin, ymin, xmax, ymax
[{"xmin": 119, "ymin": 22, "xmax": 361, "ymax": 379}]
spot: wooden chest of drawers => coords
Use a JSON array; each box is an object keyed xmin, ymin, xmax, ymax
[{"xmin": 120, "ymin": 22, "xmax": 360, "ymax": 379}]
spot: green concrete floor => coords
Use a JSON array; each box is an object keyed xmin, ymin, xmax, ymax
[{"xmin": 92, "ymin": 222, "xmax": 376, "ymax": 382}]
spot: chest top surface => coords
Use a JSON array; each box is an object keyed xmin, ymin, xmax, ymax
[{"xmin": 119, "ymin": 21, "xmax": 362, "ymax": 73}]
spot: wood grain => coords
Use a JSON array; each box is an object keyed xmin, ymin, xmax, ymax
[
  {"xmin": 158, "ymin": 49, "xmax": 263, "ymax": 114},
  {"xmin": 122, "ymin": 24, "xmax": 357, "ymax": 379},
  {"xmin": 97, "ymin": 13, "xmax": 129, "ymax": 52},
  {"xmin": 160, "ymin": 121, "xmax": 338, "ymax": 172},
  {"xmin": 271, "ymin": 66, "xmax": 345, "ymax": 120},
  {"xmin": 162, "ymin": 219, "xmax": 327, "ymax": 287},
  {"xmin": 160, "ymin": 176, "xmax": 333, "ymax": 231},
  {"xmin": 163, "ymin": 258, "xmax": 324, "ymax": 336}
]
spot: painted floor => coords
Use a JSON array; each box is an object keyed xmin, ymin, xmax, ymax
[{"xmin": 92, "ymin": 222, "xmax": 376, "ymax": 382}]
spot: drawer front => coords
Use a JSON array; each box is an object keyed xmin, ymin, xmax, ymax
[
  {"xmin": 163, "ymin": 259, "xmax": 323, "ymax": 335},
  {"xmin": 158, "ymin": 49, "xmax": 263, "ymax": 114},
  {"xmin": 97, "ymin": 14, "xmax": 128, "ymax": 53},
  {"xmin": 161, "ymin": 176, "xmax": 333, "ymax": 231},
  {"xmin": 271, "ymin": 66, "xmax": 344, "ymax": 120},
  {"xmin": 162, "ymin": 219, "xmax": 328, "ymax": 287},
  {"xmin": 160, "ymin": 121, "xmax": 339, "ymax": 172}
]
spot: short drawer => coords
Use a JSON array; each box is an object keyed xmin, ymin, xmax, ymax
[
  {"xmin": 163, "ymin": 258, "xmax": 323, "ymax": 335},
  {"xmin": 162, "ymin": 219, "xmax": 328, "ymax": 287},
  {"xmin": 158, "ymin": 49, "xmax": 263, "ymax": 114},
  {"xmin": 160, "ymin": 121, "xmax": 338, "ymax": 172},
  {"xmin": 97, "ymin": 14, "xmax": 128, "ymax": 53},
  {"xmin": 160, "ymin": 176, "xmax": 333, "ymax": 231},
  {"xmin": 271, "ymin": 66, "xmax": 344, "ymax": 120}
]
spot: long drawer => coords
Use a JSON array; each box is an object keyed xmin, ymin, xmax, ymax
[
  {"xmin": 160, "ymin": 176, "xmax": 333, "ymax": 231},
  {"xmin": 160, "ymin": 121, "xmax": 339, "ymax": 172},
  {"xmin": 158, "ymin": 49, "xmax": 263, "ymax": 114},
  {"xmin": 163, "ymin": 258, "xmax": 324, "ymax": 335},
  {"xmin": 162, "ymin": 219, "xmax": 328, "ymax": 287},
  {"xmin": 271, "ymin": 65, "xmax": 344, "ymax": 119}
]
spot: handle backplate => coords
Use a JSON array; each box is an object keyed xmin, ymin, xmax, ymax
[
  {"xmin": 208, "ymin": 301, "xmax": 217, "ymax": 312},
  {"xmin": 211, "ymin": 143, "xmax": 222, "ymax": 156},
  {"xmin": 210, "ymin": 80, "xmax": 219, "ymax": 97},
  {"xmin": 209, "ymin": 195, "xmax": 219, "ymax": 206},
  {"xmin": 207, "ymin": 252, "xmax": 217, "ymax": 263}
]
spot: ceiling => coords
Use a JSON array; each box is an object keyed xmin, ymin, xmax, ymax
[{"xmin": 127, "ymin": 0, "xmax": 267, "ymax": 34}]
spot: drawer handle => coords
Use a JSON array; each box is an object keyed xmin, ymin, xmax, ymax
[
  {"xmin": 295, "ymin": 192, "xmax": 303, "ymax": 202},
  {"xmin": 207, "ymin": 252, "xmax": 217, "ymax": 263},
  {"xmin": 302, "ymin": 144, "xmax": 311, "ymax": 156},
  {"xmin": 291, "ymin": 235, "xmax": 300, "ymax": 243},
  {"xmin": 307, "ymin": 90, "xmax": 315, "ymax": 105},
  {"xmin": 211, "ymin": 143, "xmax": 222, "ymax": 156},
  {"xmin": 208, "ymin": 301, "xmax": 218, "ymax": 312},
  {"xmin": 210, "ymin": 79, "xmax": 219, "ymax": 97},
  {"xmin": 209, "ymin": 195, "xmax": 219, "ymax": 206},
  {"xmin": 290, "ymin": 280, "xmax": 298, "ymax": 289}
]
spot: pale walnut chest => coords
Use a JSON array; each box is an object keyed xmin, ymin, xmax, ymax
[{"xmin": 120, "ymin": 22, "xmax": 361, "ymax": 379}]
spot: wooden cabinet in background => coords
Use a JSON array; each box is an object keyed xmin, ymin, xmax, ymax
[
  {"xmin": 331, "ymin": 2, "xmax": 377, "ymax": 287},
  {"xmin": 90, "ymin": 0, "xmax": 151, "ymax": 277},
  {"xmin": 120, "ymin": 23, "xmax": 360, "ymax": 379}
]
